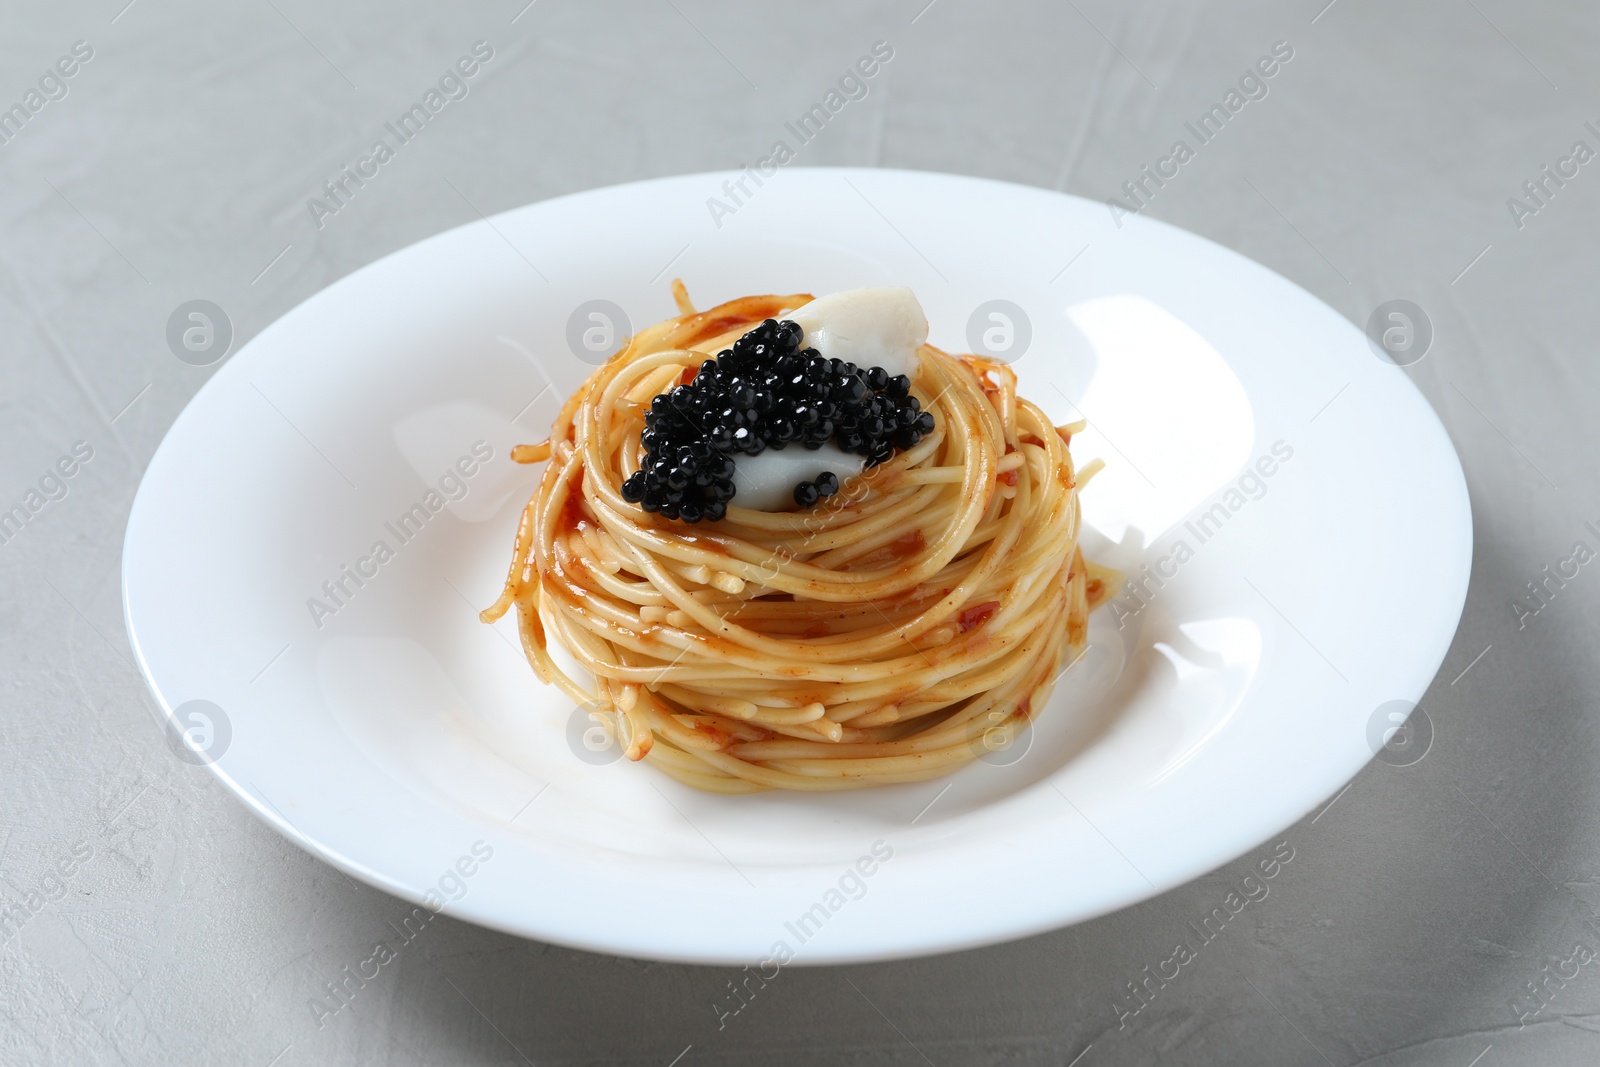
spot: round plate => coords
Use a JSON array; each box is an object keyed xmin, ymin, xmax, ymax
[{"xmin": 123, "ymin": 168, "xmax": 1471, "ymax": 964}]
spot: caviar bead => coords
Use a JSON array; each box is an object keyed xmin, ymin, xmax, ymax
[
  {"xmin": 914, "ymin": 411, "xmax": 935, "ymax": 434},
  {"xmin": 866, "ymin": 366, "xmax": 889, "ymax": 391},
  {"xmin": 621, "ymin": 472, "xmax": 647, "ymax": 502},
  {"xmin": 794, "ymin": 481, "xmax": 821, "ymax": 507},
  {"xmin": 815, "ymin": 471, "xmax": 839, "ymax": 496}
]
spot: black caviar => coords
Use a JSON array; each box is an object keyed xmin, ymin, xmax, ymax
[{"xmin": 619, "ymin": 318, "xmax": 936, "ymax": 522}]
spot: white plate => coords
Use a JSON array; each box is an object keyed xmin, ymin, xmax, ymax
[{"xmin": 123, "ymin": 168, "xmax": 1471, "ymax": 964}]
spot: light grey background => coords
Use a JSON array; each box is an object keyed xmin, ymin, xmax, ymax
[{"xmin": 3, "ymin": 0, "xmax": 1598, "ymax": 1064}]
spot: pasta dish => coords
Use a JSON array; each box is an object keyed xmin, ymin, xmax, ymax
[{"xmin": 483, "ymin": 285, "xmax": 1112, "ymax": 792}]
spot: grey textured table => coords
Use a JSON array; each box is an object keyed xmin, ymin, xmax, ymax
[{"xmin": 3, "ymin": 1, "xmax": 1598, "ymax": 1064}]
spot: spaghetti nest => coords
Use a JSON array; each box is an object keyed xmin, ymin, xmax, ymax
[{"xmin": 484, "ymin": 286, "xmax": 1112, "ymax": 793}]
